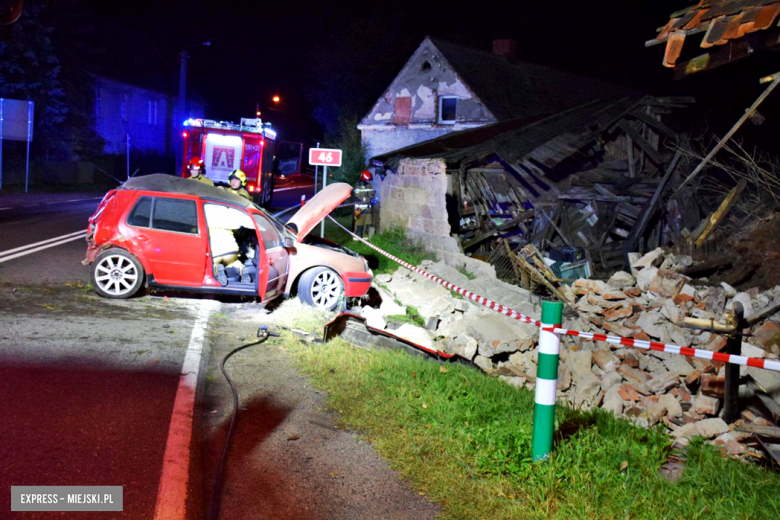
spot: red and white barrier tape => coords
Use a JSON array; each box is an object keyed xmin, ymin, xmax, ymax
[
  {"xmin": 327, "ymin": 216, "xmax": 780, "ymax": 373},
  {"xmin": 540, "ymin": 327, "xmax": 780, "ymax": 372}
]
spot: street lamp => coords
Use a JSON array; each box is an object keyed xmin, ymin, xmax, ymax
[{"xmin": 272, "ymin": 95, "xmax": 281, "ymax": 104}]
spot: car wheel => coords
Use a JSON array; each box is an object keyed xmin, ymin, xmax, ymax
[
  {"xmin": 298, "ymin": 267, "xmax": 343, "ymax": 311},
  {"xmin": 91, "ymin": 249, "xmax": 144, "ymax": 299}
]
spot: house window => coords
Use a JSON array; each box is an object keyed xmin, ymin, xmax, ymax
[
  {"xmin": 438, "ymin": 96, "xmax": 457, "ymax": 124},
  {"xmin": 421, "ymin": 60, "xmax": 431, "ymax": 71},
  {"xmin": 95, "ymin": 88, "xmax": 102, "ymax": 118},
  {"xmin": 120, "ymin": 94, "xmax": 128, "ymax": 122}
]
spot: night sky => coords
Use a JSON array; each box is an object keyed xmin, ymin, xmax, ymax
[{"xmin": 72, "ymin": 1, "xmax": 780, "ymax": 148}]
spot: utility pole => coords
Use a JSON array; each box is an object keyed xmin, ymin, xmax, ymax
[{"xmin": 178, "ymin": 50, "xmax": 188, "ymax": 122}]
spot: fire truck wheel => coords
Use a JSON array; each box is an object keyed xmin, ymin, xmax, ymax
[
  {"xmin": 298, "ymin": 266, "xmax": 343, "ymax": 311},
  {"xmin": 91, "ymin": 249, "xmax": 145, "ymax": 299}
]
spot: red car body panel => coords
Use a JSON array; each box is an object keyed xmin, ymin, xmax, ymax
[
  {"xmin": 341, "ymin": 272, "xmax": 373, "ymax": 297},
  {"xmin": 287, "ymin": 183, "xmax": 352, "ymax": 241}
]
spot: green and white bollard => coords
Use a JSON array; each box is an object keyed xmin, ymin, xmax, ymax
[{"xmin": 531, "ymin": 300, "xmax": 563, "ymax": 462}]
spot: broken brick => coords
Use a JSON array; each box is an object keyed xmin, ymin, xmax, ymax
[
  {"xmin": 685, "ymin": 370, "xmax": 701, "ymax": 387},
  {"xmin": 619, "ymin": 384, "xmax": 641, "ymax": 401},
  {"xmin": 633, "ymin": 331, "xmax": 651, "ymax": 342},
  {"xmin": 619, "ymin": 364, "xmax": 650, "ymax": 385},
  {"xmin": 602, "ymin": 292, "xmax": 628, "ymax": 301},
  {"xmin": 605, "ymin": 307, "xmax": 633, "ymax": 322},
  {"xmin": 602, "ymin": 321, "xmax": 633, "ymax": 337}
]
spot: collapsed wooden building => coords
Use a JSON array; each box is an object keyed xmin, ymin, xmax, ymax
[{"xmin": 371, "ymin": 95, "xmax": 701, "ymax": 284}]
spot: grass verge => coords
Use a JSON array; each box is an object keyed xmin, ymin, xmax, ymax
[
  {"xmin": 280, "ymin": 334, "xmax": 780, "ymax": 519},
  {"xmin": 321, "ymin": 213, "xmax": 435, "ymax": 275}
]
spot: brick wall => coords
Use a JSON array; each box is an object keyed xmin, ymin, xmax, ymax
[{"xmin": 379, "ymin": 158, "xmax": 496, "ymax": 278}]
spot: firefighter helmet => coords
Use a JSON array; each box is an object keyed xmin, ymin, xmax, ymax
[
  {"xmin": 229, "ymin": 169, "xmax": 247, "ymax": 187},
  {"xmin": 188, "ymin": 157, "xmax": 205, "ymax": 175},
  {"xmin": 360, "ymin": 170, "xmax": 373, "ymax": 182}
]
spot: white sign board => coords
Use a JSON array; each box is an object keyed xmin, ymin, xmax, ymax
[
  {"xmin": 308, "ymin": 147, "xmax": 342, "ymax": 167},
  {"xmin": 204, "ymin": 133, "xmax": 243, "ymax": 182},
  {"xmin": 0, "ymin": 98, "xmax": 34, "ymax": 142}
]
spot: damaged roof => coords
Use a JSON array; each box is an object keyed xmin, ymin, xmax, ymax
[
  {"xmin": 372, "ymin": 97, "xmax": 646, "ymax": 170},
  {"xmin": 427, "ymin": 37, "xmax": 634, "ymax": 122},
  {"xmin": 649, "ymin": 1, "xmax": 780, "ymax": 73}
]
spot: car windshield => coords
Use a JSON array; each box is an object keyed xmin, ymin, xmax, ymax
[{"xmin": 252, "ymin": 207, "xmax": 296, "ymax": 236}]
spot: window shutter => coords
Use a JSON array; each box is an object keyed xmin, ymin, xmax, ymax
[{"xmin": 393, "ymin": 97, "xmax": 411, "ymax": 125}]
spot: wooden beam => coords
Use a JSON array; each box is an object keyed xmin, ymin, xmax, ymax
[
  {"xmin": 694, "ymin": 179, "xmax": 747, "ymax": 247},
  {"xmin": 735, "ymin": 423, "xmax": 780, "ymax": 438},
  {"xmin": 621, "ymin": 151, "xmax": 682, "ymax": 268},
  {"xmin": 627, "ymin": 136, "xmax": 636, "ymax": 177},
  {"xmin": 679, "ymin": 255, "xmax": 732, "ymax": 277},
  {"xmin": 540, "ymin": 208, "xmax": 573, "ymax": 247},
  {"xmin": 558, "ymin": 194, "xmax": 650, "ymax": 204},
  {"xmin": 618, "ymin": 121, "xmax": 664, "ymax": 165},
  {"xmin": 678, "ymin": 72, "xmax": 780, "ymax": 190},
  {"xmin": 511, "ymin": 252, "xmax": 572, "ymax": 304},
  {"xmin": 747, "ymin": 380, "xmax": 780, "ymax": 422},
  {"xmin": 629, "ymin": 110, "xmax": 677, "ymax": 139},
  {"xmin": 461, "ymin": 212, "xmax": 534, "ymax": 250},
  {"xmin": 747, "ymin": 298, "xmax": 780, "ymax": 327}
]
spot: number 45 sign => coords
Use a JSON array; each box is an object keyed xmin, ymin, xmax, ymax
[{"xmin": 308, "ymin": 147, "xmax": 343, "ymax": 167}]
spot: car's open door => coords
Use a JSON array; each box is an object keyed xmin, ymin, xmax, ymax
[{"xmin": 252, "ymin": 212, "xmax": 290, "ymax": 300}]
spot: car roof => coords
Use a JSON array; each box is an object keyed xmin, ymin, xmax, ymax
[{"xmin": 120, "ymin": 173, "xmax": 255, "ymax": 209}]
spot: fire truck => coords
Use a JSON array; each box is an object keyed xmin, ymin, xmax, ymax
[{"xmin": 180, "ymin": 117, "xmax": 277, "ymax": 207}]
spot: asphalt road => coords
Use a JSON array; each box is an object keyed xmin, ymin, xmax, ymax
[
  {"xmin": 0, "ymin": 179, "xmax": 322, "ymax": 520},
  {"xmin": 0, "ymin": 284, "xmax": 214, "ymax": 519}
]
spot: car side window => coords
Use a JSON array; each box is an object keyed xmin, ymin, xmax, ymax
[
  {"xmin": 152, "ymin": 198, "xmax": 199, "ymax": 234},
  {"xmin": 127, "ymin": 196, "xmax": 152, "ymax": 227},
  {"xmin": 253, "ymin": 214, "xmax": 282, "ymax": 249}
]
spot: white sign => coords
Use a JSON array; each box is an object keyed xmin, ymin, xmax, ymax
[
  {"xmin": 308, "ymin": 147, "xmax": 343, "ymax": 167},
  {"xmin": 203, "ymin": 134, "xmax": 243, "ymax": 182}
]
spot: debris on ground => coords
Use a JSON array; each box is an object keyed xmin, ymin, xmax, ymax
[{"xmin": 353, "ymin": 249, "xmax": 780, "ymax": 464}]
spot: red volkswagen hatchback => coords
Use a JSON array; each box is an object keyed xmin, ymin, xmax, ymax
[{"xmin": 83, "ymin": 174, "xmax": 372, "ymax": 310}]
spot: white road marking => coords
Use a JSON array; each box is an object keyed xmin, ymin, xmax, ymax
[
  {"xmin": 153, "ymin": 300, "xmax": 216, "ymax": 520},
  {"xmin": 274, "ymin": 184, "xmax": 314, "ymax": 193},
  {"xmin": 0, "ymin": 231, "xmax": 87, "ymax": 263},
  {"xmin": 1, "ymin": 197, "xmax": 102, "ymax": 209}
]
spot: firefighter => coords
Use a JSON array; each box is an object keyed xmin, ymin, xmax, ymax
[
  {"xmin": 353, "ymin": 169, "xmax": 377, "ymax": 237},
  {"xmin": 187, "ymin": 157, "xmax": 214, "ymax": 186},
  {"xmin": 224, "ymin": 169, "xmax": 251, "ymax": 200}
]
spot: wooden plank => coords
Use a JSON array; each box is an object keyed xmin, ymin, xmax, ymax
[
  {"xmin": 746, "ymin": 380, "xmax": 780, "ymax": 422},
  {"xmin": 461, "ymin": 212, "xmax": 534, "ymax": 250},
  {"xmin": 735, "ymin": 423, "xmax": 780, "ymax": 438},
  {"xmin": 694, "ymin": 179, "xmax": 747, "ymax": 247},
  {"xmin": 558, "ymin": 194, "xmax": 649, "ymax": 204},
  {"xmin": 511, "ymin": 251, "xmax": 572, "ymax": 304},
  {"xmin": 621, "ymin": 152, "xmax": 682, "ymax": 267},
  {"xmin": 630, "ymin": 110, "xmax": 677, "ymax": 139},
  {"xmin": 747, "ymin": 298, "xmax": 780, "ymax": 327},
  {"xmin": 540, "ymin": 207, "xmax": 573, "ymax": 247},
  {"xmin": 618, "ymin": 120, "xmax": 664, "ymax": 165}
]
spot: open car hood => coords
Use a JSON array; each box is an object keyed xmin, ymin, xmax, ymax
[{"xmin": 287, "ymin": 182, "xmax": 353, "ymax": 241}]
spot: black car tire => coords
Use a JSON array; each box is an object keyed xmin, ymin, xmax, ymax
[
  {"xmin": 91, "ymin": 249, "xmax": 145, "ymax": 299},
  {"xmin": 298, "ymin": 266, "xmax": 343, "ymax": 311}
]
